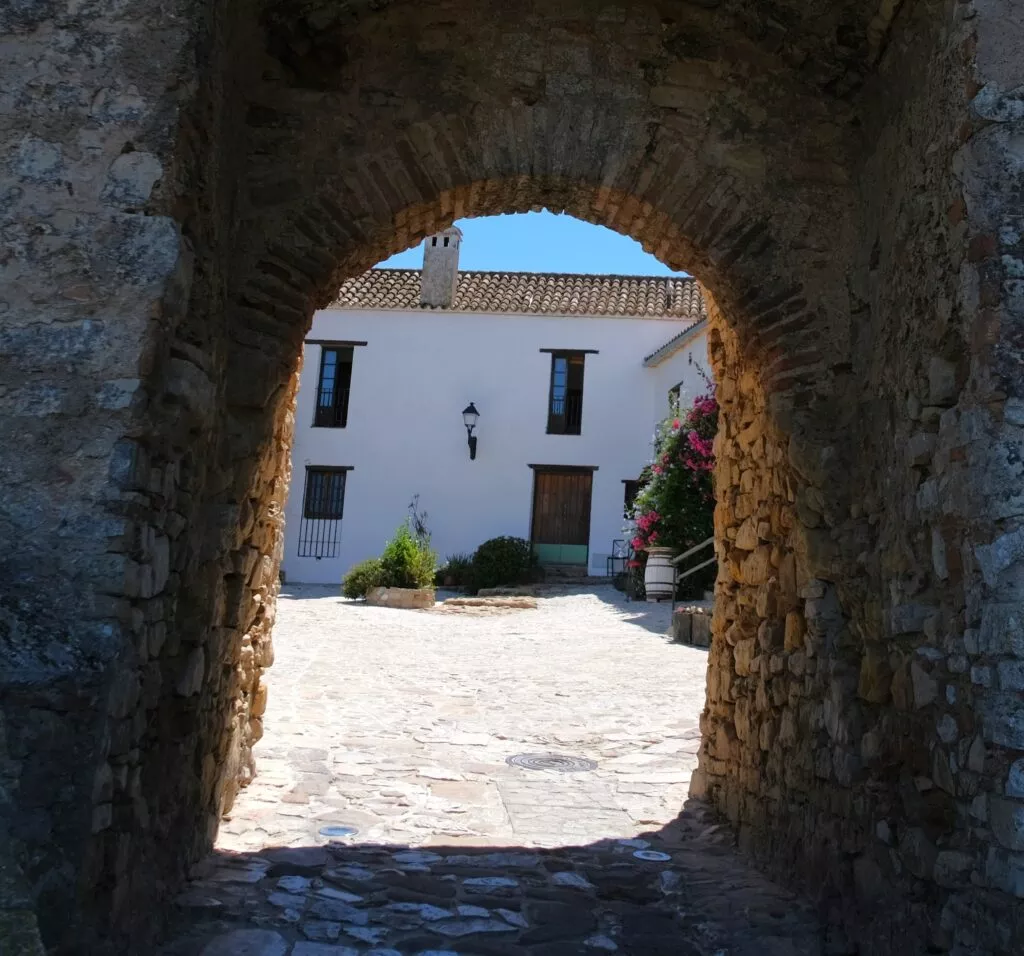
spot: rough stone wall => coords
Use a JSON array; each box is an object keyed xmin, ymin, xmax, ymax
[
  {"xmin": 1, "ymin": 0, "xmax": 1023, "ymax": 953},
  {"xmin": 0, "ymin": 0, "xmax": 202, "ymax": 950},
  {"xmin": 844, "ymin": 2, "xmax": 1024, "ymax": 949},
  {"xmin": 0, "ymin": 0, "xmax": 294, "ymax": 950},
  {"xmin": 693, "ymin": 2, "xmax": 1024, "ymax": 951},
  {"xmin": 693, "ymin": 282, "xmax": 877, "ymax": 894},
  {"xmin": 849, "ymin": 0, "xmax": 1024, "ymax": 948}
]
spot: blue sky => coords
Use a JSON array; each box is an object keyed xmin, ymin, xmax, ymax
[{"xmin": 376, "ymin": 211, "xmax": 687, "ymax": 276}]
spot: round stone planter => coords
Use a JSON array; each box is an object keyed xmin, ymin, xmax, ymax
[
  {"xmin": 644, "ymin": 547, "xmax": 676, "ymax": 602},
  {"xmin": 365, "ymin": 586, "xmax": 436, "ymax": 609}
]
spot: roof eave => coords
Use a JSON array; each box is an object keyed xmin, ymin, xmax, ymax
[
  {"xmin": 643, "ymin": 317, "xmax": 709, "ymax": 367},
  {"xmin": 325, "ymin": 304, "xmax": 701, "ymax": 321}
]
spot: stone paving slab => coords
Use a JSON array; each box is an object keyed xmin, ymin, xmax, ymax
[
  {"xmin": 216, "ymin": 587, "xmax": 706, "ymax": 852},
  {"xmin": 160, "ymin": 586, "xmax": 826, "ymax": 954},
  {"xmin": 162, "ymin": 820, "xmax": 826, "ymax": 955}
]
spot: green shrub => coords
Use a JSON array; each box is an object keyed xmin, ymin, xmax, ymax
[
  {"xmin": 410, "ymin": 541, "xmax": 438, "ymax": 588},
  {"xmin": 436, "ymin": 552, "xmax": 474, "ymax": 587},
  {"xmin": 468, "ymin": 536, "xmax": 535, "ymax": 592},
  {"xmin": 342, "ymin": 557, "xmax": 384, "ymax": 599},
  {"xmin": 379, "ymin": 524, "xmax": 436, "ymax": 590}
]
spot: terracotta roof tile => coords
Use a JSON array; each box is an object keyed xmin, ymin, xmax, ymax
[{"xmin": 331, "ymin": 269, "xmax": 706, "ymax": 320}]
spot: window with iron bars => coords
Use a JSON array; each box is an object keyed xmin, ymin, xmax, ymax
[
  {"xmin": 298, "ymin": 466, "xmax": 350, "ymax": 558},
  {"xmin": 314, "ymin": 346, "xmax": 353, "ymax": 428}
]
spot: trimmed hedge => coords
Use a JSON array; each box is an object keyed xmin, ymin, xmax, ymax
[{"xmin": 468, "ymin": 536, "xmax": 536, "ymax": 592}]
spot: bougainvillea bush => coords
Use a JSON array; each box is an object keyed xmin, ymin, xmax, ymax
[{"xmin": 630, "ymin": 392, "xmax": 718, "ymax": 569}]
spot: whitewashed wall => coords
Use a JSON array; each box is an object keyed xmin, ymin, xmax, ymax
[
  {"xmin": 647, "ymin": 323, "xmax": 712, "ymax": 426},
  {"xmin": 282, "ymin": 306, "xmax": 708, "ymax": 584}
]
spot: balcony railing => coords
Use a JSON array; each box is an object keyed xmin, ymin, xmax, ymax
[
  {"xmin": 548, "ymin": 391, "xmax": 583, "ymax": 435},
  {"xmin": 313, "ymin": 388, "xmax": 350, "ymax": 428}
]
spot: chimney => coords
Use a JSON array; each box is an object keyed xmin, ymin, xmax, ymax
[{"xmin": 420, "ymin": 226, "xmax": 462, "ymax": 308}]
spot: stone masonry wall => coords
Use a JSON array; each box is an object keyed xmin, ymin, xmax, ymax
[
  {"xmin": 850, "ymin": 0, "xmax": 1024, "ymax": 948},
  {"xmin": 0, "ymin": 0, "xmax": 203, "ymax": 951},
  {"xmin": 692, "ymin": 292, "xmax": 872, "ymax": 907},
  {"xmin": 694, "ymin": 3, "xmax": 1024, "ymax": 952},
  {"xmin": 2, "ymin": 0, "xmax": 1023, "ymax": 953},
  {"xmin": 0, "ymin": 0, "xmax": 295, "ymax": 950}
]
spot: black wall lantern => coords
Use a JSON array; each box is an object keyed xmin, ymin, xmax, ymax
[{"xmin": 462, "ymin": 402, "xmax": 479, "ymax": 460}]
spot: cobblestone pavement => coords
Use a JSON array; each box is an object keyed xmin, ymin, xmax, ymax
[{"xmin": 161, "ymin": 586, "xmax": 826, "ymax": 955}]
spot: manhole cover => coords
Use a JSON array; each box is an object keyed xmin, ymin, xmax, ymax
[
  {"xmin": 506, "ymin": 753, "xmax": 597, "ymax": 773},
  {"xmin": 633, "ymin": 849, "xmax": 672, "ymax": 862},
  {"xmin": 318, "ymin": 824, "xmax": 359, "ymax": 840}
]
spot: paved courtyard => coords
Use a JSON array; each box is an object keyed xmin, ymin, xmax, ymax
[{"xmin": 162, "ymin": 586, "xmax": 826, "ymax": 955}]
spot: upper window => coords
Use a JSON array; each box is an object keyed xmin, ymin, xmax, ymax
[
  {"xmin": 623, "ymin": 479, "xmax": 641, "ymax": 518},
  {"xmin": 547, "ymin": 352, "xmax": 586, "ymax": 435},
  {"xmin": 668, "ymin": 381, "xmax": 683, "ymax": 413},
  {"xmin": 314, "ymin": 346, "xmax": 353, "ymax": 427}
]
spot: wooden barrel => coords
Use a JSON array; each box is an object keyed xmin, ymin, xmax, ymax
[{"xmin": 644, "ymin": 547, "xmax": 676, "ymax": 602}]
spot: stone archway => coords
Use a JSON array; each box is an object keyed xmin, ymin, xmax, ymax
[{"xmin": 1, "ymin": 1, "xmax": 1022, "ymax": 953}]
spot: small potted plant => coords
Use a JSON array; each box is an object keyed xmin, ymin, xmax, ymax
[{"xmin": 342, "ymin": 496, "xmax": 438, "ymax": 608}]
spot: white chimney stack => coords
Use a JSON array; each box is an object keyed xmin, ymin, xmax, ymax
[{"xmin": 420, "ymin": 226, "xmax": 462, "ymax": 308}]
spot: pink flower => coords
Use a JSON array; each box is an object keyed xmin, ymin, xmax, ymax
[
  {"xmin": 672, "ymin": 419, "xmax": 680, "ymax": 430},
  {"xmin": 636, "ymin": 511, "xmax": 660, "ymax": 530},
  {"xmin": 688, "ymin": 395, "xmax": 718, "ymax": 419},
  {"xmin": 687, "ymin": 431, "xmax": 713, "ymax": 458}
]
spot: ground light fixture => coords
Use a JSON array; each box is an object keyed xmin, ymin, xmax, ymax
[{"xmin": 462, "ymin": 402, "xmax": 479, "ymax": 460}]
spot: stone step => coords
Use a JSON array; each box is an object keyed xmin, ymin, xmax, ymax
[
  {"xmin": 540, "ymin": 563, "xmax": 592, "ymax": 579},
  {"xmin": 538, "ymin": 577, "xmax": 612, "ymax": 587}
]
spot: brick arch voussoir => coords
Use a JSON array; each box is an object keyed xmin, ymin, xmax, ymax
[
  {"xmin": 239, "ymin": 175, "xmax": 819, "ymax": 376},
  {"xmin": 235, "ymin": 100, "xmax": 840, "ymax": 334}
]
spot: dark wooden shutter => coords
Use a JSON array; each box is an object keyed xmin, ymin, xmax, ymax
[
  {"xmin": 531, "ymin": 470, "xmax": 593, "ymax": 546},
  {"xmin": 546, "ymin": 352, "xmax": 585, "ymax": 434},
  {"xmin": 314, "ymin": 347, "xmax": 353, "ymax": 427}
]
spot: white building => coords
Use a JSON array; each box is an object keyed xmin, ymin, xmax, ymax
[{"xmin": 283, "ymin": 228, "xmax": 709, "ymax": 585}]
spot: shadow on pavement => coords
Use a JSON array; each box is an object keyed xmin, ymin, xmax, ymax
[
  {"xmin": 589, "ymin": 588, "xmax": 694, "ymax": 642},
  {"xmin": 161, "ymin": 800, "xmax": 824, "ymax": 956}
]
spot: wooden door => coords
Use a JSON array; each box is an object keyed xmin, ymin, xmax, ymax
[{"xmin": 530, "ymin": 469, "xmax": 593, "ymax": 565}]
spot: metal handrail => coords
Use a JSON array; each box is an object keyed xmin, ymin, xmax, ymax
[
  {"xmin": 670, "ymin": 536, "xmax": 715, "ymax": 613},
  {"xmin": 670, "ymin": 536, "xmax": 715, "ymax": 567},
  {"xmin": 675, "ymin": 555, "xmax": 717, "ymax": 584}
]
